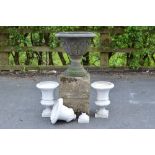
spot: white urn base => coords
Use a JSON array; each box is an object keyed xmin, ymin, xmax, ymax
[
  {"xmin": 42, "ymin": 106, "xmax": 52, "ymax": 117},
  {"xmin": 41, "ymin": 100, "xmax": 57, "ymax": 118},
  {"xmin": 95, "ymin": 107, "xmax": 109, "ymax": 118}
]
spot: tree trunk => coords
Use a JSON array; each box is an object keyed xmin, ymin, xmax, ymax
[
  {"xmin": 44, "ymin": 33, "xmax": 54, "ymax": 65},
  {"xmin": 58, "ymin": 52, "xmax": 66, "ymax": 65},
  {"xmin": 83, "ymin": 52, "xmax": 89, "ymax": 65},
  {"xmin": 24, "ymin": 33, "xmax": 31, "ymax": 65},
  {"xmin": 31, "ymin": 33, "xmax": 43, "ymax": 65},
  {"xmin": 48, "ymin": 52, "xmax": 54, "ymax": 65},
  {"xmin": 38, "ymin": 33, "xmax": 43, "ymax": 65},
  {"xmin": 126, "ymin": 53, "xmax": 133, "ymax": 66},
  {"xmin": 14, "ymin": 52, "xmax": 20, "ymax": 65}
]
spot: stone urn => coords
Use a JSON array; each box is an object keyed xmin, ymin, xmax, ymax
[
  {"xmin": 56, "ymin": 32, "xmax": 96, "ymax": 77},
  {"xmin": 56, "ymin": 32, "xmax": 96, "ymax": 114}
]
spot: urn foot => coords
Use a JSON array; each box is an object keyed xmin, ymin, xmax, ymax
[
  {"xmin": 95, "ymin": 107, "xmax": 109, "ymax": 118},
  {"xmin": 42, "ymin": 106, "xmax": 51, "ymax": 117}
]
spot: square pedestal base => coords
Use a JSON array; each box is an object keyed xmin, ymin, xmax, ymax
[{"xmin": 59, "ymin": 73, "xmax": 90, "ymax": 114}]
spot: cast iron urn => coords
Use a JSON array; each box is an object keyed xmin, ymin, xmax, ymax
[{"xmin": 56, "ymin": 32, "xmax": 96, "ymax": 77}]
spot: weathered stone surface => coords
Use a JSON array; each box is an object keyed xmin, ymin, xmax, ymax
[
  {"xmin": 63, "ymin": 98, "xmax": 89, "ymax": 114},
  {"xmin": 59, "ymin": 73, "xmax": 90, "ymax": 114}
]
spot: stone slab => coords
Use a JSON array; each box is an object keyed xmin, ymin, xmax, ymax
[{"xmin": 59, "ymin": 73, "xmax": 90, "ymax": 114}]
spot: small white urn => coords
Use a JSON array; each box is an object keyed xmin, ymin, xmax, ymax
[
  {"xmin": 36, "ymin": 81, "xmax": 59, "ymax": 117},
  {"xmin": 78, "ymin": 113, "xmax": 89, "ymax": 123},
  {"xmin": 50, "ymin": 98, "xmax": 76, "ymax": 124},
  {"xmin": 91, "ymin": 81, "xmax": 114, "ymax": 118}
]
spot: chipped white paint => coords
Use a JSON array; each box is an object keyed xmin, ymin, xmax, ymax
[
  {"xmin": 36, "ymin": 81, "xmax": 59, "ymax": 117},
  {"xmin": 78, "ymin": 113, "xmax": 89, "ymax": 123},
  {"xmin": 91, "ymin": 81, "xmax": 114, "ymax": 118},
  {"xmin": 50, "ymin": 98, "xmax": 76, "ymax": 124}
]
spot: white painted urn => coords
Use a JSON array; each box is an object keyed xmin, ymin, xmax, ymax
[
  {"xmin": 91, "ymin": 81, "xmax": 114, "ymax": 118},
  {"xmin": 36, "ymin": 81, "xmax": 59, "ymax": 117},
  {"xmin": 50, "ymin": 98, "xmax": 76, "ymax": 124}
]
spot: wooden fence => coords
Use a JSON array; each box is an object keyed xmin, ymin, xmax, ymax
[{"xmin": 0, "ymin": 27, "xmax": 154, "ymax": 72}]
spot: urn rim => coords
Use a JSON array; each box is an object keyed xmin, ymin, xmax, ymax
[
  {"xmin": 36, "ymin": 81, "xmax": 59, "ymax": 90},
  {"xmin": 56, "ymin": 32, "xmax": 96, "ymax": 38},
  {"xmin": 91, "ymin": 81, "xmax": 114, "ymax": 90}
]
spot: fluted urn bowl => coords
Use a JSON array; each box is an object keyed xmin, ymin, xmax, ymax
[{"xmin": 56, "ymin": 32, "xmax": 96, "ymax": 77}]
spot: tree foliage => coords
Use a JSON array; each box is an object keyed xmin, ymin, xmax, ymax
[{"xmin": 1, "ymin": 26, "xmax": 155, "ymax": 69}]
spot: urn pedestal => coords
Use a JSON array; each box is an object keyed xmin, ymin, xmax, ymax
[
  {"xmin": 59, "ymin": 73, "xmax": 90, "ymax": 114},
  {"xmin": 56, "ymin": 32, "xmax": 96, "ymax": 114}
]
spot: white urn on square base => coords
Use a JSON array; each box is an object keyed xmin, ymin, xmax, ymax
[
  {"xmin": 91, "ymin": 81, "xmax": 114, "ymax": 118},
  {"xmin": 36, "ymin": 81, "xmax": 59, "ymax": 117}
]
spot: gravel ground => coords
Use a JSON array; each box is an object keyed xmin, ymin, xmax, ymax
[{"xmin": 0, "ymin": 71, "xmax": 155, "ymax": 129}]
